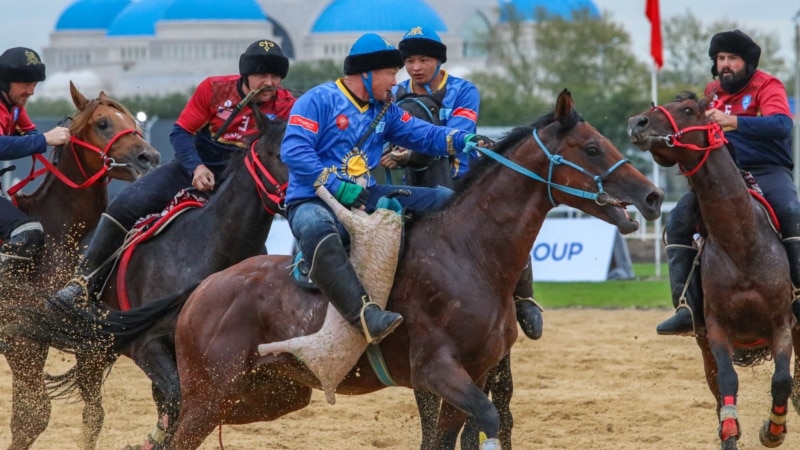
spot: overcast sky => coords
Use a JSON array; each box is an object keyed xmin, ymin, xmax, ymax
[{"xmin": 0, "ymin": 0, "xmax": 797, "ymax": 69}]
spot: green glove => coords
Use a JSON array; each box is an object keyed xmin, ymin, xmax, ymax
[
  {"xmin": 464, "ymin": 133, "xmax": 495, "ymax": 151},
  {"xmin": 335, "ymin": 182, "xmax": 370, "ymax": 208}
]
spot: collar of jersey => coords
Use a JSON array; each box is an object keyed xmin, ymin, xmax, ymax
[
  {"xmin": 409, "ymin": 70, "xmax": 448, "ymax": 94},
  {"xmin": 337, "ymin": 79, "xmax": 369, "ymax": 113}
]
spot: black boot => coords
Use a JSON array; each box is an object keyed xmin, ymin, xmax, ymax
[
  {"xmin": 53, "ymin": 213, "xmax": 128, "ymax": 304},
  {"xmin": 0, "ymin": 221, "xmax": 45, "ymax": 270},
  {"xmin": 656, "ymin": 246, "xmax": 702, "ymax": 335},
  {"xmin": 781, "ymin": 238, "xmax": 800, "ymax": 323},
  {"xmin": 514, "ymin": 257, "xmax": 543, "ymax": 340},
  {"xmin": 309, "ymin": 233, "xmax": 403, "ymax": 345}
]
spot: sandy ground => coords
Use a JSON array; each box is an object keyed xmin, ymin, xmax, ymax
[{"xmin": 2, "ymin": 308, "xmax": 799, "ymax": 450}]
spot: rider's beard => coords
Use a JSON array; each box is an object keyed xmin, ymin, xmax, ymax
[{"xmin": 719, "ymin": 66, "xmax": 752, "ymax": 94}]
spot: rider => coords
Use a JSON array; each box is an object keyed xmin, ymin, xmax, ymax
[
  {"xmin": 656, "ymin": 29, "xmax": 800, "ymax": 334},
  {"xmin": 381, "ymin": 26, "xmax": 544, "ymax": 340},
  {"xmin": 282, "ymin": 32, "xmax": 493, "ymax": 345},
  {"xmin": 52, "ymin": 39, "xmax": 295, "ymax": 303},
  {"xmin": 0, "ymin": 47, "xmax": 71, "ymax": 270}
]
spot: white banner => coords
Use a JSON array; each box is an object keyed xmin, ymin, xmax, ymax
[{"xmin": 531, "ymin": 218, "xmax": 617, "ymax": 282}]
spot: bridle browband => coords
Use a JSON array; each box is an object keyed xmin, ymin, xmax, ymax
[
  {"xmin": 467, "ymin": 128, "xmax": 629, "ymax": 207},
  {"xmin": 649, "ymin": 105, "xmax": 728, "ymax": 177}
]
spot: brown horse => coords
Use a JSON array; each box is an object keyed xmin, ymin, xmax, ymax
[
  {"xmin": 164, "ymin": 89, "xmax": 663, "ymax": 449},
  {"xmin": 0, "ymin": 81, "xmax": 159, "ymax": 449},
  {"xmin": 627, "ymin": 92, "xmax": 800, "ymax": 449},
  {"xmin": 13, "ymin": 113, "xmax": 288, "ymax": 449}
]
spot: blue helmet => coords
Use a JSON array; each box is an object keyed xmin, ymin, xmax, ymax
[
  {"xmin": 398, "ymin": 26, "xmax": 447, "ymax": 63},
  {"xmin": 343, "ymin": 33, "xmax": 403, "ymax": 75}
]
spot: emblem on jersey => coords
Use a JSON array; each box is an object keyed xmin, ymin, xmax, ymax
[
  {"xmin": 400, "ymin": 111, "xmax": 412, "ymax": 122},
  {"xmin": 453, "ymin": 107, "xmax": 478, "ymax": 123},
  {"xmin": 742, "ymin": 95, "xmax": 752, "ymax": 110},
  {"xmin": 342, "ymin": 148, "xmax": 369, "ymax": 178},
  {"xmin": 224, "ymin": 100, "xmax": 232, "ymax": 108},
  {"xmin": 289, "ymin": 115, "xmax": 320, "ymax": 133},
  {"xmin": 336, "ymin": 114, "xmax": 349, "ymax": 130}
]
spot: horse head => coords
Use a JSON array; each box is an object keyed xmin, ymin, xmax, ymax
[
  {"xmin": 523, "ymin": 89, "xmax": 664, "ymax": 233},
  {"xmin": 241, "ymin": 109, "xmax": 289, "ymax": 215},
  {"xmin": 627, "ymin": 91, "xmax": 727, "ymax": 173},
  {"xmin": 67, "ymin": 81, "xmax": 160, "ymax": 182}
]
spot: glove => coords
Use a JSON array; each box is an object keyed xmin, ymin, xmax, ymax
[
  {"xmin": 464, "ymin": 133, "xmax": 495, "ymax": 151},
  {"xmin": 335, "ymin": 181, "xmax": 370, "ymax": 209}
]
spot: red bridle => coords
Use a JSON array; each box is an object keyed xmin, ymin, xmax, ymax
[
  {"xmin": 244, "ymin": 139, "xmax": 287, "ymax": 215},
  {"xmin": 650, "ymin": 105, "xmax": 728, "ymax": 177}
]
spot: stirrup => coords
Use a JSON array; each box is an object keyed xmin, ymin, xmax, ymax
[
  {"xmin": 514, "ymin": 295, "xmax": 543, "ymax": 312},
  {"xmin": 359, "ymin": 298, "xmax": 403, "ymax": 345}
]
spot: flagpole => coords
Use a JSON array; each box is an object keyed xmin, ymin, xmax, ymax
[{"xmin": 650, "ymin": 63, "xmax": 662, "ymax": 278}]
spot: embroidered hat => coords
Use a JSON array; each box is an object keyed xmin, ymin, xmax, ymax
[
  {"xmin": 239, "ymin": 39, "xmax": 289, "ymax": 79},
  {"xmin": 398, "ymin": 26, "xmax": 447, "ymax": 63},
  {"xmin": 343, "ymin": 33, "xmax": 403, "ymax": 75},
  {"xmin": 0, "ymin": 47, "xmax": 46, "ymax": 83}
]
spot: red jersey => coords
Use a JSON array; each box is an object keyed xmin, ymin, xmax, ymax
[{"xmin": 0, "ymin": 101, "xmax": 36, "ymax": 137}]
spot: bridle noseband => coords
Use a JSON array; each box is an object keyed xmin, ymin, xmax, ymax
[
  {"xmin": 649, "ymin": 105, "xmax": 728, "ymax": 177},
  {"xmin": 244, "ymin": 139, "xmax": 287, "ymax": 215}
]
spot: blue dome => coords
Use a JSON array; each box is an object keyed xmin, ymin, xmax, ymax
[
  {"xmin": 162, "ymin": 0, "xmax": 265, "ymax": 21},
  {"xmin": 107, "ymin": 0, "xmax": 267, "ymax": 37},
  {"xmin": 312, "ymin": 0, "xmax": 447, "ymax": 33},
  {"xmin": 55, "ymin": 0, "xmax": 132, "ymax": 31},
  {"xmin": 498, "ymin": 0, "xmax": 600, "ymax": 22}
]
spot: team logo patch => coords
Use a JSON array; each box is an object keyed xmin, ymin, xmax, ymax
[
  {"xmin": 336, "ymin": 114, "xmax": 349, "ymax": 130},
  {"xmin": 453, "ymin": 107, "xmax": 478, "ymax": 123},
  {"xmin": 400, "ymin": 111, "xmax": 412, "ymax": 122},
  {"xmin": 289, "ymin": 115, "xmax": 320, "ymax": 133},
  {"xmin": 742, "ymin": 95, "xmax": 752, "ymax": 111}
]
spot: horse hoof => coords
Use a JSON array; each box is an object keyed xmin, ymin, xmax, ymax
[
  {"xmin": 759, "ymin": 419, "xmax": 786, "ymax": 448},
  {"xmin": 721, "ymin": 436, "xmax": 738, "ymax": 450},
  {"xmin": 480, "ymin": 437, "xmax": 502, "ymax": 450}
]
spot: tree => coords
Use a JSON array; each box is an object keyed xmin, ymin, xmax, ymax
[{"xmin": 282, "ymin": 59, "xmax": 342, "ymax": 95}]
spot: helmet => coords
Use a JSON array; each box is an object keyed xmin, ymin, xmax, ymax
[
  {"xmin": 398, "ymin": 26, "xmax": 447, "ymax": 63},
  {"xmin": 0, "ymin": 47, "xmax": 46, "ymax": 83},
  {"xmin": 708, "ymin": 30, "xmax": 761, "ymax": 77},
  {"xmin": 343, "ymin": 33, "xmax": 403, "ymax": 75},
  {"xmin": 239, "ymin": 40, "xmax": 289, "ymax": 79}
]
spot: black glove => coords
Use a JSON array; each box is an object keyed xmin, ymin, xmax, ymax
[
  {"xmin": 334, "ymin": 181, "xmax": 370, "ymax": 209},
  {"xmin": 464, "ymin": 133, "xmax": 495, "ymax": 150}
]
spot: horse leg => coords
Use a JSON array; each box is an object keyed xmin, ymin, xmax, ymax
[
  {"xmin": 74, "ymin": 351, "xmax": 110, "ymax": 450},
  {"xmin": 5, "ymin": 336, "xmax": 50, "ymax": 450},
  {"xmin": 791, "ymin": 320, "xmax": 800, "ymax": 415},
  {"xmin": 132, "ymin": 338, "xmax": 182, "ymax": 448},
  {"xmin": 758, "ymin": 329, "xmax": 793, "ymax": 448},
  {"xmin": 414, "ymin": 389, "xmax": 442, "ymax": 449},
  {"xmin": 462, "ymin": 355, "xmax": 514, "ymax": 450},
  {"xmin": 702, "ymin": 329, "xmax": 740, "ymax": 450}
]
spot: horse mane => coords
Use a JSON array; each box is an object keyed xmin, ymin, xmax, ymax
[{"xmin": 221, "ymin": 119, "xmax": 287, "ymax": 180}]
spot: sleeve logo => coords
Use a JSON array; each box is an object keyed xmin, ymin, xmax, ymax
[
  {"xmin": 452, "ymin": 107, "xmax": 477, "ymax": 123},
  {"xmin": 289, "ymin": 115, "xmax": 320, "ymax": 133}
]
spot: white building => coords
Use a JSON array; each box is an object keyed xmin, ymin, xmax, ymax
[{"xmin": 40, "ymin": 0, "xmax": 599, "ymax": 99}]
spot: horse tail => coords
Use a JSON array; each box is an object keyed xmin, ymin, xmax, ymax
[{"xmin": 12, "ymin": 283, "xmax": 198, "ymax": 357}]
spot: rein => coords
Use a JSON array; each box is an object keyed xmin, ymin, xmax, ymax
[
  {"xmin": 469, "ymin": 128, "xmax": 628, "ymax": 207},
  {"xmin": 244, "ymin": 139, "xmax": 286, "ymax": 215},
  {"xmin": 7, "ymin": 124, "xmax": 141, "ymax": 196},
  {"xmin": 650, "ymin": 105, "xmax": 728, "ymax": 177}
]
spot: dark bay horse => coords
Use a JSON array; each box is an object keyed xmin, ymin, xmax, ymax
[
  {"xmin": 160, "ymin": 89, "xmax": 662, "ymax": 449},
  {"xmin": 0, "ymin": 81, "xmax": 159, "ymax": 449},
  {"xmin": 627, "ymin": 92, "xmax": 800, "ymax": 449},
  {"xmin": 21, "ymin": 112, "xmax": 288, "ymax": 448}
]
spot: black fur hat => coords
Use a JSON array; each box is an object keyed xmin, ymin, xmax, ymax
[
  {"xmin": 239, "ymin": 40, "xmax": 289, "ymax": 79},
  {"xmin": 343, "ymin": 33, "xmax": 403, "ymax": 75},
  {"xmin": 708, "ymin": 30, "xmax": 761, "ymax": 77},
  {"xmin": 399, "ymin": 27, "xmax": 447, "ymax": 63},
  {"xmin": 0, "ymin": 47, "xmax": 46, "ymax": 83}
]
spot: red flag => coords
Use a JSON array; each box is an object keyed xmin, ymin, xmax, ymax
[{"xmin": 646, "ymin": 0, "xmax": 663, "ymax": 69}]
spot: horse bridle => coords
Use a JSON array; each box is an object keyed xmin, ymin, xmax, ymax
[
  {"xmin": 468, "ymin": 128, "xmax": 629, "ymax": 207},
  {"xmin": 244, "ymin": 139, "xmax": 287, "ymax": 215},
  {"xmin": 649, "ymin": 105, "xmax": 728, "ymax": 177}
]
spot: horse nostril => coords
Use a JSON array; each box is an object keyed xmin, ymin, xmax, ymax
[{"xmin": 138, "ymin": 149, "xmax": 160, "ymax": 169}]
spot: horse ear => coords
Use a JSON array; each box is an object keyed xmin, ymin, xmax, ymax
[
  {"xmin": 99, "ymin": 91, "xmax": 109, "ymax": 100},
  {"xmin": 554, "ymin": 88, "xmax": 575, "ymax": 122},
  {"xmin": 251, "ymin": 107, "xmax": 269, "ymax": 134},
  {"xmin": 70, "ymin": 81, "xmax": 89, "ymax": 111}
]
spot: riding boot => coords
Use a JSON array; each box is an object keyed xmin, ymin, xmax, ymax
[
  {"xmin": 53, "ymin": 213, "xmax": 128, "ymax": 304},
  {"xmin": 656, "ymin": 246, "xmax": 703, "ymax": 336},
  {"xmin": 513, "ymin": 257, "xmax": 543, "ymax": 340},
  {"xmin": 309, "ymin": 233, "xmax": 403, "ymax": 345},
  {"xmin": 781, "ymin": 238, "xmax": 800, "ymax": 322},
  {"xmin": 0, "ymin": 221, "xmax": 45, "ymax": 271}
]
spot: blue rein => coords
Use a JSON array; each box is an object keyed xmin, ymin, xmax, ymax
[{"xmin": 467, "ymin": 128, "xmax": 629, "ymax": 207}]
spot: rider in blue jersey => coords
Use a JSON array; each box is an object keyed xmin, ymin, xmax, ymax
[{"xmin": 282, "ymin": 33, "xmax": 493, "ymax": 344}]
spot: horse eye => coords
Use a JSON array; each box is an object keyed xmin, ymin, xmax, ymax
[
  {"xmin": 97, "ymin": 118, "xmax": 110, "ymax": 131},
  {"xmin": 584, "ymin": 145, "xmax": 599, "ymax": 156},
  {"xmin": 684, "ymin": 107, "xmax": 694, "ymax": 115}
]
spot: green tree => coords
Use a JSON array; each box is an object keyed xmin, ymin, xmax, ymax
[{"xmin": 283, "ymin": 59, "xmax": 342, "ymax": 95}]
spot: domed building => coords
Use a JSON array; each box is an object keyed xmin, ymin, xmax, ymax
[{"xmin": 41, "ymin": 0, "xmax": 599, "ymax": 98}]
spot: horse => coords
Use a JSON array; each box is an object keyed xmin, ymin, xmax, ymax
[
  {"xmin": 0, "ymin": 81, "xmax": 159, "ymax": 449},
  {"xmin": 391, "ymin": 91, "xmax": 516, "ymax": 449},
  {"xmin": 17, "ymin": 111, "xmax": 288, "ymax": 449},
  {"xmin": 627, "ymin": 92, "xmax": 800, "ymax": 449},
  {"xmin": 158, "ymin": 88, "xmax": 662, "ymax": 449}
]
